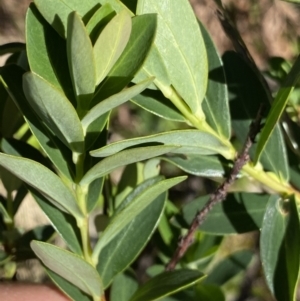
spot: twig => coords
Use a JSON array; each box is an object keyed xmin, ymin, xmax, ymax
[{"xmin": 166, "ymin": 105, "xmax": 264, "ymax": 271}]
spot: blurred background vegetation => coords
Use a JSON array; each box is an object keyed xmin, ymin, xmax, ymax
[{"xmin": 0, "ymin": 0, "xmax": 300, "ymax": 300}]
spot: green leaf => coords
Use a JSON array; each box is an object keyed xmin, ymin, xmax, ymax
[
  {"xmin": 97, "ymin": 191, "xmax": 166, "ymax": 288},
  {"xmin": 255, "ymin": 55, "xmax": 300, "ymax": 164},
  {"xmin": 130, "ymin": 269, "xmax": 205, "ymax": 301},
  {"xmin": 94, "ymin": 10, "xmax": 132, "ymax": 85},
  {"xmin": 162, "ymin": 154, "xmax": 226, "ymax": 178},
  {"xmin": 200, "ymin": 22, "xmax": 230, "ymax": 140},
  {"xmin": 87, "ymin": 177, "xmax": 104, "ymax": 213},
  {"xmin": 31, "ymin": 189, "xmax": 83, "ymax": 255},
  {"xmin": 260, "ymin": 195, "xmax": 300, "ymax": 301},
  {"xmin": 82, "ymin": 78, "xmax": 153, "ymax": 131},
  {"xmin": 34, "ymin": 0, "xmax": 100, "ymax": 38},
  {"xmin": 180, "ymin": 193, "xmax": 269, "ymax": 234},
  {"xmin": 47, "ymin": 269, "xmax": 92, "ymax": 301},
  {"xmin": 223, "ymin": 51, "xmax": 289, "ymax": 181},
  {"xmin": 33, "ymin": 0, "xmax": 72, "ymax": 38},
  {"xmin": 111, "ymin": 271, "xmax": 138, "ymax": 301},
  {"xmin": 0, "ymin": 153, "xmax": 82, "ymax": 218},
  {"xmin": 0, "ymin": 64, "xmax": 75, "ymax": 181},
  {"xmin": 137, "ymin": 0, "xmax": 208, "ymax": 117},
  {"xmin": 90, "ymin": 130, "xmax": 230, "ymax": 158},
  {"xmin": 26, "ymin": 4, "xmax": 76, "ymax": 105},
  {"xmin": 23, "ymin": 72, "xmax": 85, "ymax": 153},
  {"xmin": 133, "ymin": 43, "xmax": 171, "ymax": 91},
  {"xmin": 131, "ymin": 89, "xmax": 186, "ymax": 122},
  {"xmin": 204, "ymin": 250, "xmax": 253, "ymax": 285},
  {"xmin": 86, "ymin": 4, "xmax": 116, "ymax": 44},
  {"xmin": 1, "ymin": 137, "xmax": 51, "ymax": 169},
  {"xmin": 67, "ymin": 12, "xmax": 96, "ymax": 107},
  {"xmin": 91, "ymin": 14, "xmax": 157, "ymax": 105},
  {"xmin": 31, "ymin": 241, "xmax": 103, "ymax": 300},
  {"xmin": 92, "ymin": 176, "xmax": 186, "ymax": 262},
  {"xmin": 115, "ymin": 175, "xmax": 164, "ymax": 215},
  {"xmin": 81, "ymin": 146, "xmax": 179, "ymax": 185}
]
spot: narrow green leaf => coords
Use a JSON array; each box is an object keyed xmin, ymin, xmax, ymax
[
  {"xmin": 111, "ymin": 271, "xmax": 138, "ymax": 301},
  {"xmin": 130, "ymin": 269, "xmax": 205, "ymax": 301},
  {"xmin": 131, "ymin": 89, "xmax": 186, "ymax": 122},
  {"xmin": 0, "ymin": 153, "xmax": 82, "ymax": 218},
  {"xmin": 91, "ymin": 14, "xmax": 157, "ymax": 105},
  {"xmin": 162, "ymin": 154, "xmax": 226, "ymax": 178},
  {"xmin": 204, "ymin": 250, "xmax": 253, "ymax": 285},
  {"xmin": 180, "ymin": 193, "xmax": 269, "ymax": 234},
  {"xmin": 260, "ymin": 195, "xmax": 300, "ymax": 301},
  {"xmin": 94, "ymin": 10, "xmax": 132, "ymax": 85},
  {"xmin": 0, "ymin": 64, "xmax": 75, "ymax": 181},
  {"xmin": 31, "ymin": 241, "xmax": 103, "ymax": 299},
  {"xmin": 115, "ymin": 175, "xmax": 164, "ymax": 215},
  {"xmin": 1, "ymin": 137, "xmax": 51, "ymax": 169},
  {"xmin": 34, "ymin": 0, "xmax": 100, "ymax": 38},
  {"xmin": 86, "ymin": 4, "xmax": 116, "ymax": 43},
  {"xmin": 47, "ymin": 269, "xmax": 92, "ymax": 301},
  {"xmin": 87, "ymin": 177, "xmax": 104, "ymax": 213},
  {"xmin": 92, "ymin": 176, "xmax": 186, "ymax": 263},
  {"xmin": 26, "ymin": 4, "xmax": 76, "ymax": 105},
  {"xmin": 81, "ymin": 78, "xmax": 153, "ymax": 130},
  {"xmin": 255, "ymin": 55, "xmax": 300, "ymax": 164},
  {"xmin": 137, "ymin": 0, "xmax": 208, "ymax": 117},
  {"xmin": 90, "ymin": 130, "xmax": 231, "ymax": 158},
  {"xmin": 97, "ymin": 192, "xmax": 166, "ymax": 288},
  {"xmin": 67, "ymin": 12, "xmax": 96, "ymax": 107},
  {"xmin": 23, "ymin": 72, "xmax": 85, "ymax": 153},
  {"xmin": 200, "ymin": 22, "xmax": 230, "ymax": 139},
  {"xmin": 223, "ymin": 51, "xmax": 289, "ymax": 181},
  {"xmin": 31, "ymin": 189, "xmax": 83, "ymax": 255},
  {"xmin": 81, "ymin": 146, "xmax": 179, "ymax": 185},
  {"xmin": 34, "ymin": 0, "xmax": 72, "ymax": 38}
]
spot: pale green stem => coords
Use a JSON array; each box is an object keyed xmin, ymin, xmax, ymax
[
  {"xmin": 157, "ymin": 82, "xmax": 235, "ymax": 160},
  {"xmin": 161, "ymin": 84, "xmax": 300, "ymax": 200},
  {"xmin": 73, "ymin": 152, "xmax": 93, "ymax": 264},
  {"xmin": 242, "ymin": 163, "xmax": 300, "ymax": 199}
]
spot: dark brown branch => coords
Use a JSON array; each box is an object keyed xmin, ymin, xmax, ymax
[{"xmin": 166, "ymin": 105, "xmax": 264, "ymax": 271}]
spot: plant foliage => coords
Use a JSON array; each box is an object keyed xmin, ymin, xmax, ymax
[{"xmin": 0, "ymin": 0, "xmax": 300, "ymax": 300}]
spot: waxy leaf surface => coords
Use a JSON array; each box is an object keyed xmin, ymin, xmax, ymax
[
  {"xmin": 31, "ymin": 241, "xmax": 103, "ymax": 299},
  {"xmin": 94, "ymin": 10, "xmax": 132, "ymax": 85},
  {"xmin": 137, "ymin": 0, "xmax": 208, "ymax": 117}
]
